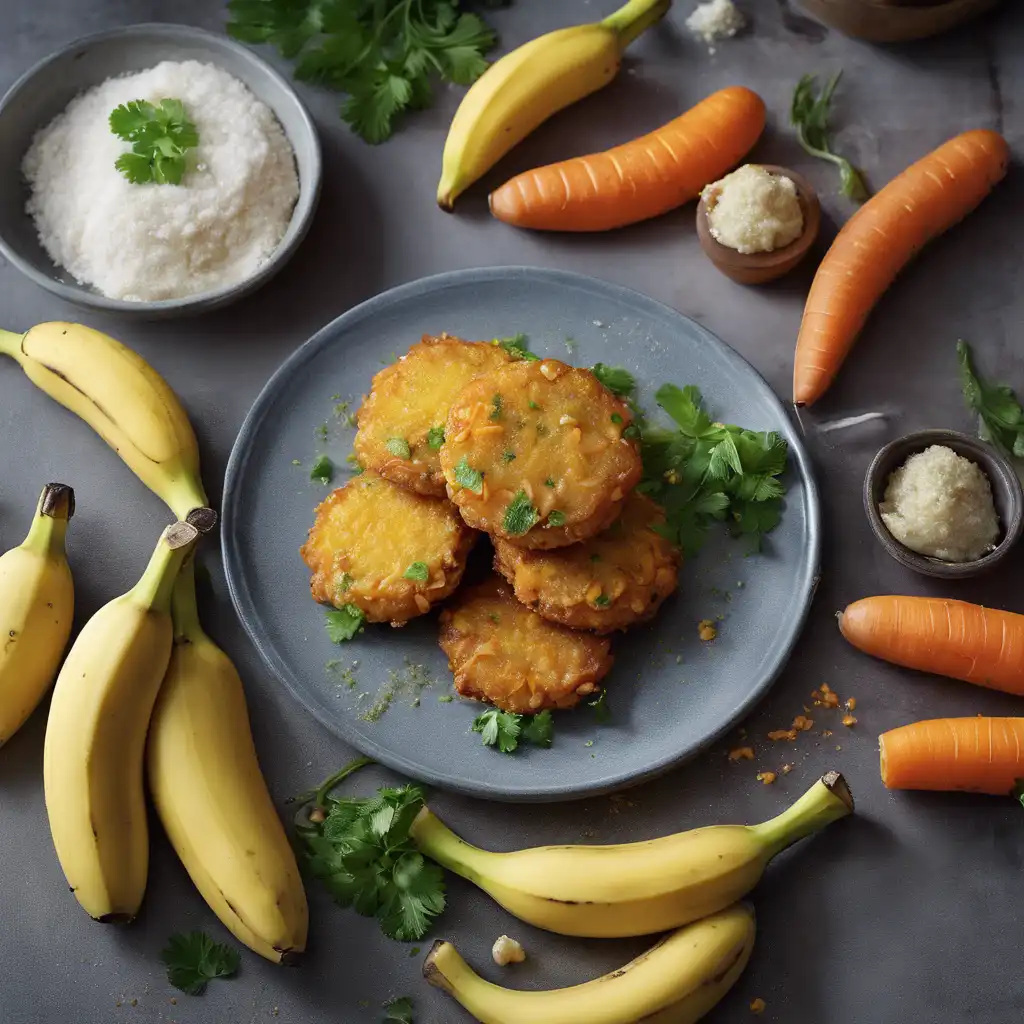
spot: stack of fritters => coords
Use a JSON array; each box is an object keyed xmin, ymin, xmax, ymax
[{"xmin": 301, "ymin": 334, "xmax": 681, "ymax": 715}]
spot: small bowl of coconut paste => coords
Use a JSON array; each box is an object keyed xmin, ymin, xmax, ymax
[{"xmin": 0, "ymin": 23, "xmax": 321, "ymax": 317}]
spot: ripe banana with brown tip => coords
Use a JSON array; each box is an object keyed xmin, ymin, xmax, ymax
[{"xmin": 0, "ymin": 483, "xmax": 75, "ymax": 745}]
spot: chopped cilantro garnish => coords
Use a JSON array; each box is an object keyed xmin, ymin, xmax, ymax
[
  {"xmin": 160, "ymin": 931, "xmax": 239, "ymax": 996},
  {"xmin": 490, "ymin": 394, "xmax": 503, "ymax": 420},
  {"xmin": 502, "ymin": 449, "xmax": 516, "ymax": 463},
  {"xmin": 426, "ymin": 425, "xmax": 445, "ymax": 451},
  {"xmin": 404, "ymin": 562, "xmax": 429, "ymax": 582},
  {"xmin": 310, "ymin": 454, "xmax": 334, "ymax": 485},
  {"xmin": 589, "ymin": 691, "xmax": 611, "ymax": 724},
  {"xmin": 544, "ymin": 477, "xmax": 556, "ymax": 488},
  {"xmin": 546, "ymin": 510, "xmax": 566, "ymax": 527},
  {"xmin": 528, "ymin": 400, "xmax": 540, "ymax": 410},
  {"xmin": 385, "ymin": 437, "xmax": 411, "ymax": 459},
  {"xmin": 611, "ymin": 412, "xmax": 624, "ymax": 425},
  {"xmin": 496, "ymin": 333, "xmax": 540, "ymax": 361},
  {"xmin": 593, "ymin": 594, "xmax": 611, "ymax": 608},
  {"xmin": 326, "ymin": 605, "xmax": 365, "ymax": 642},
  {"xmin": 592, "ymin": 363, "xmax": 636, "ymax": 397},
  {"xmin": 503, "ymin": 491, "xmax": 539, "ymax": 535},
  {"xmin": 472, "ymin": 709, "xmax": 554, "ymax": 753},
  {"xmin": 337, "ymin": 572, "xmax": 354, "ymax": 593},
  {"xmin": 453, "ymin": 457, "xmax": 484, "ymax": 494}
]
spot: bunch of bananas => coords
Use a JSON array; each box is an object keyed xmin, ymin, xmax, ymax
[{"xmin": 0, "ymin": 323, "xmax": 307, "ymax": 962}]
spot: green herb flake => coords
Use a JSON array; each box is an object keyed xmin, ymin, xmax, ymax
[
  {"xmin": 310, "ymin": 454, "xmax": 334, "ymax": 485},
  {"xmin": 337, "ymin": 572, "xmax": 354, "ymax": 594},
  {"xmin": 544, "ymin": 477, "xmax": 556, "ymax": 488},
  {"xmin": 528, "ymin": 400, "xmax": 540, "ymax": 410},
  {"xmin": 316, "ymin": 423, "xmax": 330, "ymax": 442},
  {"xmin": 383, "ymin": 997, "xmax": 414, "ymax": 1024},
  {"xmin": 403, "ymin": 561, "xmax": 429, "ymax": 583},
  {"xmin": 521, "ymin": 710, "xmax": 554, "ymax": 748},
  {"xmin": 438, "ymin": 694, "xmax": 454, "ymax": 704},
  {"xmin": 385, "ymin": 437, "xmax": 411, "ymax": 459},
  {"xmin": 611, "ymin": 412, "xmax": 624, "ymax": 425},
  {"xmin": 473, "ymin": 708, "xmax": 554, "ymax": 754},
  {"xmin": 426, "ymin": 425, "xmax": 446, "ymax": 451},
  {"xmin": 292, "ymin": 458, "xmax": 302, "ymax": 466},
  {"xmin": 496, "ymin": 333, "xmax": 540, "ymax": 361},
  {"xmin": 110, "ymin": 98, "xmax": 199, "ymax": 185},
  {"xmin": 160, "ymin": 931, "xmax": 239, "ymax": 996},
  {"xmin": 546, "ymin": 510, "xmax": 566, "ymax": 527},
  {"xmin": 453, "ymin": 456, "xmax": 484, "ymax": 494},
  {"xmin": 592, "ymin": 363, "xmax": 636, "ymax": 397},
  {"xmin": 488, "ymin": 613, "xmax": 501, "ymax": 624},
  {"xmin": 502, "ymin": 449, "xmax": 517, "ymax": 463},
  {"xmin": 593, "ymin": 594, "xmax": 611, "ymax": 608},
  {"xmin": 957, "ymin": 340, "xmax": 1024, "ymax": 458},
  {"xmin": 589, "ymin": 691, "xmax": 611, "ymax": 724},
  {"xmin": 325, "ymin": 605, "xmax": 365, "ymax": 643},
  {"xmin": 490, "ymin": 394, "xmax": 503, "ymax": 420},
  {"xmin": 503, "ymin": 491, "xmax": 539, "ymax": 535}
]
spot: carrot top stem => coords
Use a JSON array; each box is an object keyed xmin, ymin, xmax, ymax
[
  {"xmin": 602, "ymin": 0, "xmax": 672, "ymax": 47},
  {"xmin": 751, "ymin": 771, "xmax": 854, "ymax": 858}
]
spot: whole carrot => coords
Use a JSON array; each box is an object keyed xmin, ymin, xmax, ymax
[
  {"xmin": 839, "ymin": 595, "xmax": 1024, "ymax": 697},
  {"xmin": 793, "ymin": 129, "xmax": 1009, "ymax": 406},
  {"xmin": 880, "ymin": 718, "xmax": 1024, "ymax": 795},
  {"xmin": 488, "ymin": 86, "xmax": 766, "ymax": 232}
]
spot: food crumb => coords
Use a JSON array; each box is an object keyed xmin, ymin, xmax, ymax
[
  {"xmin": 169, "ymin": 999, "xmax": 176, "ymax": 1006},
  {"xmin": 845, "ymin": 697, "xmax": 857, "ymax": 711},
  {"xmin": 492, "ymin": 935, "xmax": 527, "ymax": 966},
  {"xmin": 812, "ymin": 683, "xmax": 840, "ymax": 708},
  {"xmin": 842, "ymin": 714, "xmax": 858, "ymax": 727},
  {"xmin": 792, "ymin": 715, "xmax": 813, "ymax": 732},
  {"xmin": 768, "ymin": 729, "xmax": 797, "ymax": 742},
  {"xmin": 757, "ymin": 771, "xmax": 776, "ymax": 785},
  {"xmin": 728, "ymin": 746, "xmax": 755, "ymax": 762},
  {"xmin": 779, "ymin": 763, "xmax": 794, "ymax": 775},
  {"xmin": 698, "ymin": 619, "xmax": 718, "ymax": 641},
  {"xmin": 750, "ymin": 997, "xmax": 766, "ymax": 1014},
  {"xmin": 822, "ymin": 729, "xmax": 833, "ymax": 738}
]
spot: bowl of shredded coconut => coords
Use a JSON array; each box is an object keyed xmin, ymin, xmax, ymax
[{"xmin": 0, "ymin": 23, "xmax": 321, "ymax": 316}]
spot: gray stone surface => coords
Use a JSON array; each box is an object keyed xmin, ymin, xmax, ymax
[{"xmin": 1, "ymin": 1, "xmax": 1022, "ymax": 1022}]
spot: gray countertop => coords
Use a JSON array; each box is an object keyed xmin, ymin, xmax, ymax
[{"xmin": 2, "ymin": 2, "xmax": 1023, "ymax": 1022}]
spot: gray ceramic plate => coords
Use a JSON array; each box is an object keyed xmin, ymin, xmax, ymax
[{"xmin": 222, "ymin": 268, "xmax": 821, "ymax": 802}]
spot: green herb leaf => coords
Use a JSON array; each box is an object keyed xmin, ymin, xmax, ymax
[
  {"xmin": 160, "ymin": 932, "xmax": 239, "ymax": 996},
  {"xmin": 383, "ymin": 996, "xmax": 415, "ymax": 1024},
  {"xmin": 472, "ymin": 709, "xmax": 521, "ymax": 753},
  {"xmin": 502, "ymin": 449, "xmax": 517, "ymax": 464},
  {"xmin": 227, "ymin": 0, "xmax": 500, "ymax": 144},
  {"xmin": 589, "ymin": 691, "xmax": 611, "ymax": 724},
  {"xmin": 790, "ymin": 72, "xmax": 868, "ymax": 201},
  {"xmin": 546, "ymin": 509, "xmax": 566, "ymax": 527},
  {"xmin": 957, "ymin": 340, "xmax": 1024, "ymax": 461},
  {"xmin": 496, "ymin": 333, "xmax": 539, "ymax": 361},
  {"xmin": 426, "ymin": 425, "xmax": 446, "ymax": 451},
  {"xmin": 109, "ymin": 98, "xmax": 198, "ymax": 185},
  {"xmin": 453, "ymin": 456, "xmax": 484, "ymax": 494},
  {"xmin": 503, "ymin": 491, "xmax": 539, "ymax": 535},
  {"xmin": 490, "ymin": 394, "xmax": 503, "ymax": 420},
  {"xmin": 521, "ymin": 710, "xmax": 554, "ymax": 748},
  {"xmin": 593, "ymin": 594, "xmax": 611, "ymax": 608},
  {"xmin": 404, "ymin": 562, "xmax": 429, "ymax": 582},
  {"xmin": 386, "ymin": 437, "xmax": 411, "ymax": 459},
  {"xmin": 310, "ymin": 454, "xmax": 334, "ymax": 485},
  {"xmin": 592, "ymin": 363, "xmax": 636, "ymax": 397},
  {"xmin": 326, "ymin": 605, "xmax": 365, "ymax": 643},
  {"xmin": 337, "ymin": 572, "xmax": 354, "ymax": 593}
]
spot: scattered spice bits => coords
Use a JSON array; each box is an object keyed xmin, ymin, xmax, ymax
[
  {"xmin": 768, "ymin": 729, "xmax": 798, "ymax": 742},
  {"xmin": 698, "ymin": 618, "xmax": 718, "ymax": 641},
  {"xmin": 842, "ymin": 713, "xmax": 858, "ymax": 727},
  {"xmin": 792, "ymin": 715, "xmax": 814, "ymax": 732},
  {"xmin": 757, "ymin": 771, "xmax": 776, "ymax": 785},
  {"xmin": 728, "ymin": 746, "xmax": 755, "ymax": 762},
  {"xmin": 811, "ymin": 682, "xmax": 840, "ymax": 708},
  {"xmin": 750, "ymin": 997, "xmax": 767, "ymax": 1014}
]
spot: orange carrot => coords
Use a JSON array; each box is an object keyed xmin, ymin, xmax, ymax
[
  {"xmin": 880, "ymin": 718, "xmax": 1024, "ymax": 795},
  {"xmin": 840, "ymin": 595, "xmax": 1024, "ymax": 697},
  {"xmin": 793, "ymin": 129, "xmax": 1009, "ymax": 406},
  {"xmin": 488, "ymin": 86, "xmax": 766, "ymax": 232}
]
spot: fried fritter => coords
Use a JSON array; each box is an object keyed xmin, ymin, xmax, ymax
[
  {"xmin": 438, "ymin": 577, "xmax": 614, "ymax": 714},
  {"xmin": 301, "ymin": 471, "xmax": 476, "ymax": 625},
  {"xmin": 354, "ymin": 334, "xmax": 511, "ymax": 497},
  {"xmin": 493, "ymin": 492, "xmax": 680, "ymax": 633},
  {"xmin": 440, "ymin": 359, "xmax": 642, "ymax": 549}
]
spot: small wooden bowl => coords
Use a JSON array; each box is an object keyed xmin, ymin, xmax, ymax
[
  {"xmin": 696, "ymin": 165, "xmax": 821, "ymax": 286},
  {"xmin": 797, "ymin": 0, "xmax": 1001, "ymax": 44}
]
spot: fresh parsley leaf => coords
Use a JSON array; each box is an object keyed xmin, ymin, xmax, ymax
[
  {"xmin": 957, "ymin": 340, "xmax": 1024, "ymax": 460},
  {"xmin": 453, "ymin": 456, "xmax": 484, "ymax": 494},
  {"xmin": 472, "ymin": 709, "xmax": 521, "ymax": 753},
  {"xmin": 404, "ymin": 561, "xmax": 429, "ymax": 582},
  {"xmin": 592, "ymin": 363, "xmax": 636, "ymax": 397},
  {"xmin": 589, "ymin": 691, "xmax": 611, "ymax": 724},
  {"xmin": 546, "ymin": 509, "xmax": 566, "ymax": 527},
  {"xmin": 593, "ymin": 594, "xmax": 611, "ymax": 608},
  {"xmin": 326, "ymin": 605, "xmax": 365, "ymax": 642},
  {"xmin": 503, "ymin": 491, "xmax": 539, "ymax": 535},
  {"xmin": 295, "ymin": 768, "xmax": 446, "ymax": 942},
  {"xmin": 386, "ymin": 437, "xmax": 411, "ymax": 459},
  {"xmin": 496, "ymin": 333, "xmax": 539, "ymax": 361},
  {"xmin": 426, "ymin": 425, "xmax": 445, "ymax": 451},
  {"xmin": 110, "ymin": 98, "xmax": 198, "ymax": 185},
  {"xmin": 227, "ymin": 0, "xmax": 501, "ymax": 144},
  {"xmin": 490, "ymin": 393, "xmax": 503, "ymax": 420},
  {"xmin": 791, "ymin": 72, "xmax": 868, "ymax": 201},
  {"xmin": 160, "ymin": 932, "xmax": 239, "ymax": 996},
  {"xmin": 383, "ymin": 996, "xmax": 415, "ymax": 1024},
  {"xmin": 521, "ymin": 709, "xmax": 554, "ymax": 748},
  {"xmin": 310, "ymin": 454, "xmax": 334, "ymax": 485}
]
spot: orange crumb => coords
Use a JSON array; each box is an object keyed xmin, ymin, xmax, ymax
[
  {"xmin": 822, "ymin": 729, "xmax": 833, "ymax": 738},
  {"xmin": 792, "ymin": 715, "xmax": 814, "ymax": 731},
  {"xmin": 750, "ymin": 998, "xmax": 766, "ymax": 1014},
  {"xmin": 820, "ymin": 683, "xmax": 832, "ymax": 693},
  {"xmin": 780, "ymin": 763, "xmax": 794, "ymax": 774},
  {"xmin": 768, "ymin": 729, "xmax": 798, "ymax": 742},
  {"xmin": 845, "ymin": 697, "xmax": 857, "ymax": 711},
  {"xmin": 698, "ymin": 619, "xmax": 717, "ymax": 641},
  {"xmin": 842, "ymin": 714, "xmax": 857, "ymax": 727},
  {"xmin": 729, "ymin": 746, "xmax": 755, "ymax": 762},
  {"xmin": 757, "ymin": 771, "xmax": 776, "ymax": 785}
]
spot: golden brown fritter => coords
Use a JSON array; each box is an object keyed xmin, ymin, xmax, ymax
[
  {"xmin": 438, "ymin": 577, "xmax": 614, "ymax": 714},
  {"xmin": 493, "ymin": 493, "xmax": 680, "ymax": 633},
  {"xmin": 440, "ymin": 359, "xmax": 642, "ymax": 549},
  {"xmin": 353, "ymin": 334, "xmax": 511, "ymax": 497},
  {"xmin": 301, "ymin": 471, "xmax": 476, "ymax": 625}
]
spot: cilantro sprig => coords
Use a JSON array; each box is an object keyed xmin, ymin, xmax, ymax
[
  {"xmin": 503, "ymin": 491, "xmax": 539, "ymax": 535},
  {"xmin": 160, "ymin": 932, "xmax": 239, "ymax": 996},
  {"xmin": 326, "ymin": 604, "xmax": 365, "ymax": 642},
  {"xmin": 109, "ymin": 99, "xmax": 198, "ymax": 185},
  {"xmin": 638, "ymin": 384, "xmax": 789, "ymax": 557},
  {"xmin": 957, "ymin": 340, "xmax": 1024, "ymax": 460},
  {"xmin": 495, "ymin": 333, "xmax": 539, "ymax": 362},
  {"xmin": 383, "ymin": 996, "xmax": 415, "ymax": 1023},
  {"xmin": 295, "ymin": 759, "xmax": 446, "ymax": 941},
  {"xmin": 227, "ymin": 0, "xmax": 501, "ymax": 144},
  {"xmin": 472, "ymin": 708, "xmax": 554, "ymax": 754},
  {"xmin": 790, "ymin": 72, "xmax": 867, "ymax": 201},
  {"xmin": 592, "ymin": 363, "xmax": 636, "ymax": 397}
]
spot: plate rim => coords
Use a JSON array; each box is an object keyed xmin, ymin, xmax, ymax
[{"xmin": 221, "ymin": 265, "xmax": 822, "ymax": 802}]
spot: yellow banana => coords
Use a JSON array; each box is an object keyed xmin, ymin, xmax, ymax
[
  {"xmin": 43, "ymin": 518, "xmax": 202, "ymax": 922},
  {"xmin": 424, "ymin": 902, "xmax": 755, "ymax": 1024},
  {"xmin": 412, "ymin": 772, "xmax": 852, "ymax": 938},
  {"xmin": 0, "ymin": 323, "xmax": 208, "ymax": 520},
  {"xmin": 0, "ymin": 484, "xmax": 75, "ymax": 744},
  {"xmin": 147, "ymin": 560, "xmax": 309, "ymax": 963},
  {"xmin": 437, "ymin": 0, "xmax": 671, "ymax": 209}
]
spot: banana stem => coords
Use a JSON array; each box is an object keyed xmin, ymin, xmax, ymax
[
  {"xmin": 170, "ymin": 557, "xmax": 204, "ymax": 643},
  {"xmin": 21, "ymin": 483, "xmax": 74, "ymax": 556},
  {"xmin": 602, "ymin": 0, "xmax": 672, "ymax": 48},
  {"xmin": 130, "ymin": 521, "xmax": 200, "ymax": 613},
  {"xmin": 751, "ymin": 771, "xmax": 854, "ymax": 859},
  {"xmin": 410, "ymin": 807, "xmax": 490, "ymax": 884},
  {"xmin": 423, "ymin": 940, "xmax": 473, "ymax": 996},
  {"xmin": 0, "ymin": 329, "xmax": 22, "ymax": 360}
]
